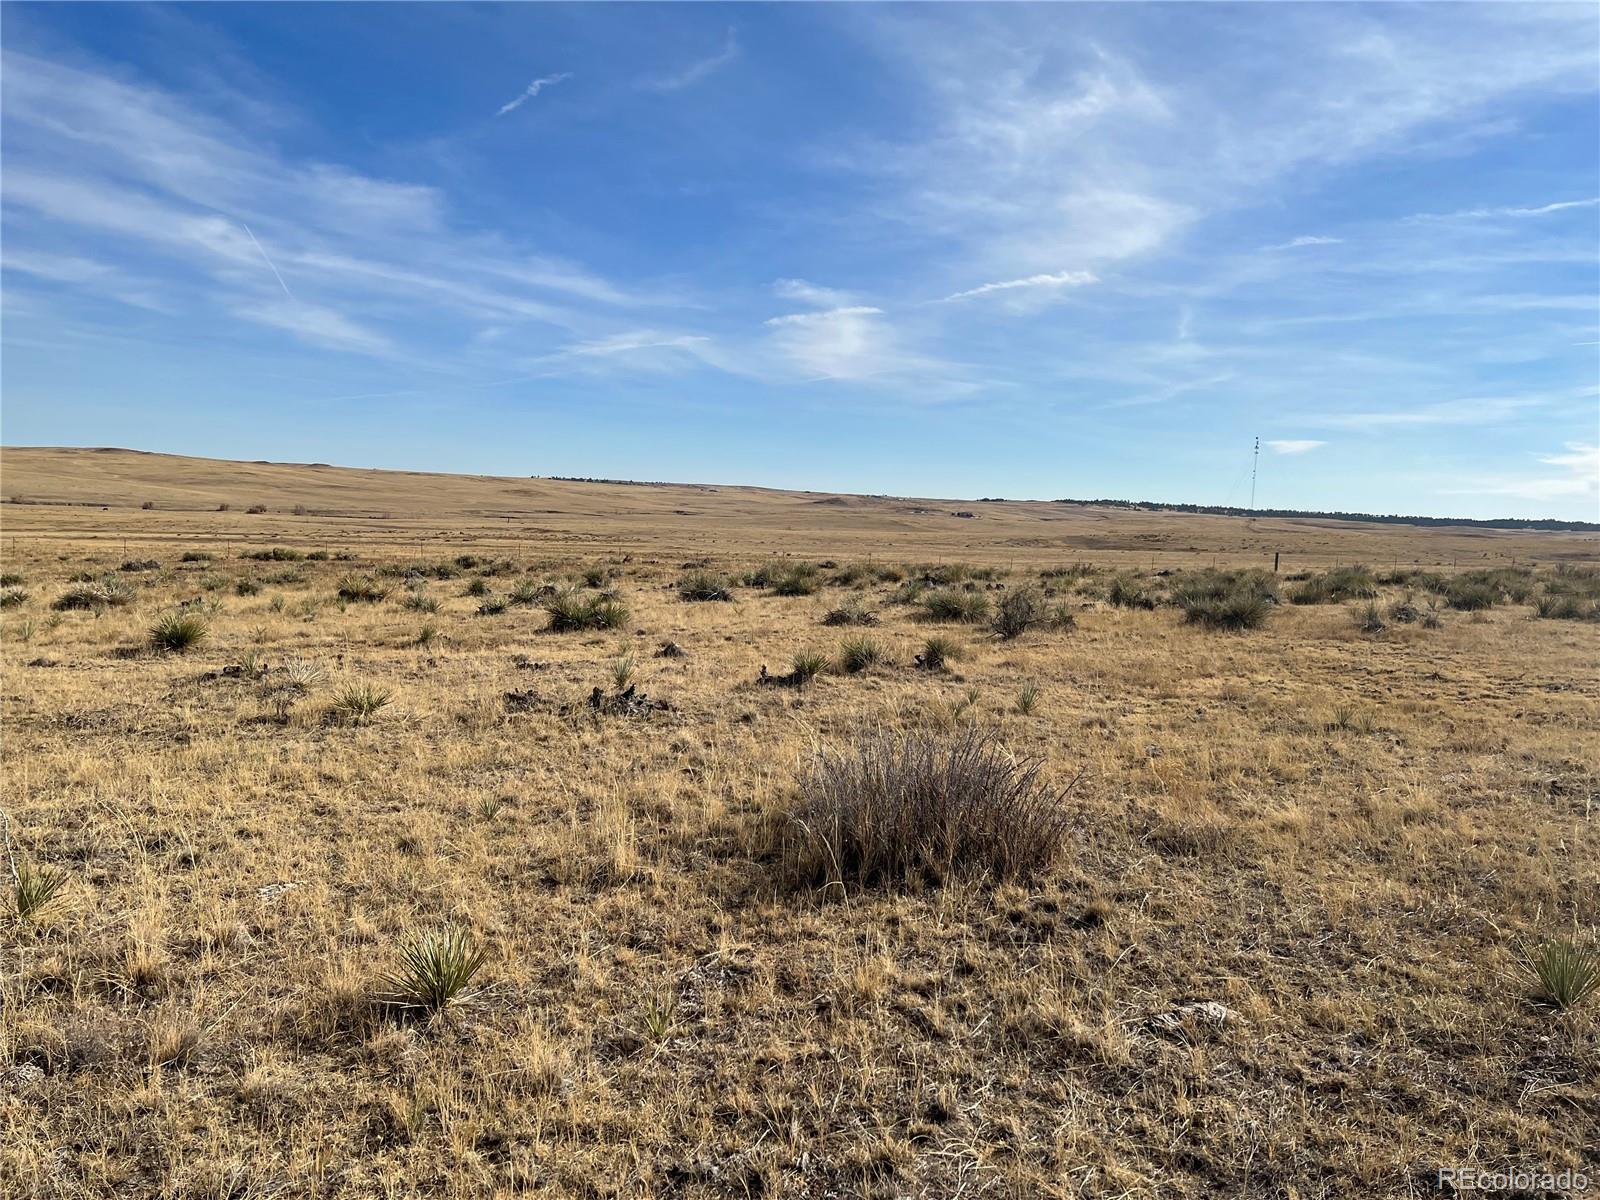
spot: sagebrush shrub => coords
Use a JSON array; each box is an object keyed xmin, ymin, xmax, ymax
[
  {"xmin": 1106, "ymin": 575, "xmax": 1157, "ymax": 610},
  {"xmin": 788, "ymin": 728, "xmax": 1077, "ymax": 888},
  {"xmin": 993, "ymin": 587, "xmax": 1044, "ymax": 639}
]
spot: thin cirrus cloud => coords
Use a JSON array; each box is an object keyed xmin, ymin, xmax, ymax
[
  {"xmin": 642, "ymin": 28, "xmax": 739, "ymax": 92},
  {"xmin": 941, "ymin": 271, "xmax": 1098, "ymax": 303},
  {"xmin": 494, "ymin": 72, "xmax": 571, "ymax": 117},
  {"xmin": 1266, "ymin": 440, "xmax": 1327, "ymax": 455},
  {"xmin": 1406, "ymin": 197, "xmax": 1600, "ymax": 222},
  {"xmin": 1264, "ymin": 236, "xmax": 1343, "ymax": 251}
]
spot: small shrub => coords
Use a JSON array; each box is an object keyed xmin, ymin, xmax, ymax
[
  {"xmin": 180, "ymin": 551, "xmax": 213, "ymax": 563},
  {"xmin": 53, "ymin": 578, "xmax": 133, "ymax": 611},
  {"xmin": 245, "ymin": 505, "xmax": 268, "ymax": 514},
  {"xmin": 242, "ymin": 547, "xmax": 303, "ymax": 562},
  {"xmin": 582, "ymin": 566, "xmax": 609, "ymax": 588},
  {"xmin": 416, "ymin": 623, "xmax": 439, "ymax": 647},
  {"xmin": 993, "ymin": 587, "xmax": 1044, "ymax": 640},
  {"xmin": 1177, "ymin": 575, "xmax": 1273, "ymax": 630},
  {"xmin": 1046, "ymin": 603, "xmax": 1076, "ymax": 632},
  {"xmin": 837, "ymin": 635, "xmax": 884, "ymax": 673},
  {"xmin": 1386, "ymin": 593, "xmax": 1422, "ymax": 624},
  {"xmin": 916, "ymin": 634, "xmax": 960, "ymax": 672},
  {"xmin": 1016, "ymin": 681, "xmax": 1040, "ymax": 715},
  {"xmin": 149, "ymin": 612, "xmax": 209, "ymax": 653},
  {"xmin": 1443, "ymin": 579, "xmax": 1497, "ymax": 611},
  {"xmin": 0, "ymin": 573, "xmax": 23, "ymax": 586},
  {"xmin": 330, "ymin": 682, "xmax": 392, "ymax": 725},
  {"xmin": 476, "ymin": 595, "xmax": 508, "ymax": 616},
  {"xmin": 508, "ymin": 578, "xmax": 549, "ymax": 606},
  {"xmin": 1535, "ymin": 594, "xmax": 1598, "ymax": 621},
  {"xmin": 380, "ymin": 926, "xmax": 489, "ymax": 1014},
  {"xmin": 402, "ymin": 589, "xmax": 440, "ymax": 614},
  {"xmin": 788, "ymin": 728, "xmax": 1077, "ymax": 888},
  {"xmin": 1524, "ymin": 939, "xmax": 1600, "ymax": 1011},
  {"xmin": 13, "ymin": 859, "xmax": 69, "ymax": 922},
  {"xmin": 1354, "ymin": 601, "xmax": 1386, "ymax": 634},
  {"xmin": 822, "ymin": 602, "xmax": 877, "ymax": 627},
  {"xmin": 234, "ymin": 578, "xmax": 261, "ymax": 597},
  {"xmin": 0, "ymin": 587, "xmax": 27, "ymax": 608},
  {"xmin": 773, "ymin": 568, "xmax": 820, "ymax": 597},
  {"xmin": 282, "ymin": 658, "xmax": 325, "ymax": 692},
  {"xmin": 543, "ymin": 589, "xmax": 629, "ymax": 632},
  {"xmin": 1107, "ymin": 575, "xmax": 1157, "ymax": 610},
  {"xmin": 678, "ymin": 570, "xmax": 734, "ymax": 602},
  {"xmin": 1289, "ymin": 566, "xmax": 1378, "ymax": 605},
  {"xmin": 465, "ymin": 578, "xmax": 490, "ymax": 598},
  {"xmin": 336, "ymin": 574, "xmax": 389, "ymax": 603},
  {"xmin": 922, "ymin": 589, "xmax": 989, "ymax": 624}
]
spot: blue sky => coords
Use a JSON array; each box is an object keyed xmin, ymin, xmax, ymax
[{"xmin": 2, "ymin": 3, "xmax": 1597, "ymax": 519}]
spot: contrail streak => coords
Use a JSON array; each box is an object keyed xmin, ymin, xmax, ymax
[{"xmin": 242, "ymin": 222, "xmax": 294, "ymax": 301}]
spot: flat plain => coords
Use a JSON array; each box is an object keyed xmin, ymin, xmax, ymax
[{"xmin": 1, "ymin": 448, "xmax": 1597, "ymax": 1199}]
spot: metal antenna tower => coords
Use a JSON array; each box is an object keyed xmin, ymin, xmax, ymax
[{"xmin": 1248, "ymin": 436, "xmax": 1260, "ymax": 512}]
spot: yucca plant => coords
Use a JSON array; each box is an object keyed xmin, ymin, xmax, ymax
[
  {"xmin": 336, "ymin": 574, "xmax": 389, "ymax": 603},
  {"xmin": 402, "ymin": 589, "xmax": 440, "ymax": 613},
  {"xmin": 13, "ymin": 859, "xmax": 69, "ymax": 922},
  {"xmin": 508, "ymin": 578, "xmax": 546, "ymax": 606},
  {"xmin": 611, "ymin": 650, "xmax": 637, "ymax": 691},
  {"xmin": 330, "ymin": 682, "xmax": 392, "ymax": 725},
  {"xmin": 380, "ymin": 926, "xmax": 489, "ymax": 1015},
  {"xmin": 677, "ymin": 570, "xmax": 733, "ymax": 602},
  {"xmin": 1016, "ymin": 681, "xmax": 1040, "ymax": 715},
  {"xmin": 791, "ymin": 650, "xmax": 828, "ymax": 684},
  {"xmin": 917, "ymin": 634, "xmax": 960, "ymax": 672},
  {"xmin": 921, "ymin": 589, "xmax": 989, "ymax": 624},
  {"xmin": 837, "ymin": 636, "xmax": 884, "ymax": 673},
  {"xmin": 149, "ymin": 612, "xmax": 209, "ymax": 653},
  {"xmin": 0, "ymin": 587, "xmax": 27, "ymax": 608},
  {"xmin": 543, "ymin": 589, "xmax": 629, "ymax": 632},
  {"xmin": 1525, "ymin": 938, "xmax": 1600, "ymax": 1011}
]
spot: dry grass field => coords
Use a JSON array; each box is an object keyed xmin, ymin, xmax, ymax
[{"xmin": 2, "ymin": 448, "xmax": 1597, "ymax": 1199}]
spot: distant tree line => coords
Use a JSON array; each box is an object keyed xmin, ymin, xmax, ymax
[{"xmin": 1031, "ymin": 498, "xmax": 1599, "ymax": 532}]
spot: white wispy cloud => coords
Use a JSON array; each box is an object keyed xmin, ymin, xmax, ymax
[
  {"xmin": 1407, "ymin": 197, "xmax": 1600, "ymax": 222},
  {"xmin": 495, "ymin": 73, "xmax": 571, "ymax": 117},
  {"xmin": 764, "ymin": 305, "xmax": 884, "ymax": 328},
  {"xmin": 643, "ymin": 28, "xmax": 739, "ymax": 92},
  {"xmin": 942, "ymin": 271, "xmax": 1097, "ymax": 302},
  {"xmin": 1266, "ymin": 439, "xmax": 1326, "ymax": 454},
  {"xmin": 1304, "ymin": 395, "xmax": 1547, "ymax": 430},
  {"xmin": 772, "ymin": 278, "xmax": 856, "ymax": 308},
  {"xmin": 1264, "ymin": 235, "xmax": 1342, "ymax": 251},
  {"xmin": 1441, "ymin": 443, "xmax": 1599, "ymax": 502}
]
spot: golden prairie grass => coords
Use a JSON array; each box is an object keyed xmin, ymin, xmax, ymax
[{"xmin": 0, "ymin": 453, "xmax": 1597, "ymax": 1198}]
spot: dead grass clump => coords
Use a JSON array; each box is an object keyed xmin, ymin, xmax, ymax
[{"xmin": 788, "ymin": 728, "xmax": 1076, "ymax": 888}]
